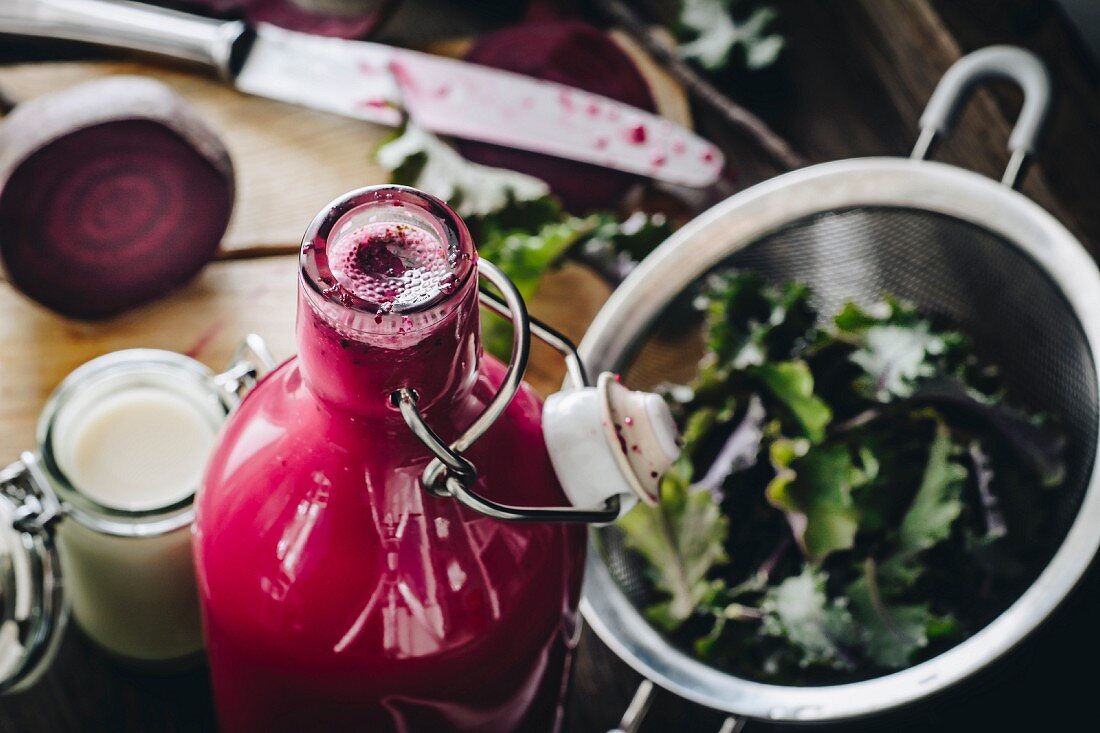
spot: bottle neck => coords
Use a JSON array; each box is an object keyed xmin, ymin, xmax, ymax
[
  {"xmin": 295, "ymin": 186, "xmax": 480, "ymax": 419},
  {"xmin": 296, "ymin": 278, "xmax": 480, "ymax": 418}
]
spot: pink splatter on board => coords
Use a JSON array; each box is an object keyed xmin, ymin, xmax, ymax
[{"xmin": 185, "ymin": 322, "xmax": 224, "ymax": 360}]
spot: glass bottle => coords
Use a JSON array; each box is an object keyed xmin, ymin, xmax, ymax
[{"xmin": 193, "ymin": 186, "xmax": 587, "ymax": 731}]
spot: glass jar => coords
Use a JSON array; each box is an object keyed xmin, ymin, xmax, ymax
[{"xmin": 0, "ymin": 337, "xmax": 273, "ymax": 692}]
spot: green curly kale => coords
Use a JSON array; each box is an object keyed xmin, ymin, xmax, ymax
[{"xmin": 616, "ymin": 270, "xmax": 1064, "ymax": 681}]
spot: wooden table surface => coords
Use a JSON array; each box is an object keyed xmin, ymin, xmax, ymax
[{"xmin": 2, "ymin": 0, "xmax": 1100, "ymax": 730}]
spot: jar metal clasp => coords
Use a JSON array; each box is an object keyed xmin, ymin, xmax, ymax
[{"xmin": 213, "ymin": 333, "xmax": 278, "ymax": 401}]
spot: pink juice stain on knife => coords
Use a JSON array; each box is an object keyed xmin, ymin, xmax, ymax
[{"xmin": 386, "ymin": 52, "xmax": 725, "ymax": 186}]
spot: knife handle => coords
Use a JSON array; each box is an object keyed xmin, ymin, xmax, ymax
[{"xmin": 0, "ymin": 0, "xmax": 252, "ymax": 78}]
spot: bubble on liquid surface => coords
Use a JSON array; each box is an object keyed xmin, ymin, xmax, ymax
[{"xmin": 327, "ymin": 221, "xmax": 457, "ymax": 311}]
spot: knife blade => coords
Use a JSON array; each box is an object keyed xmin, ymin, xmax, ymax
[
  {"xmin": 239, "ymin": 27, "xmax": 723, "ymax": 187},
  {"xmin": 233, "ymin": 23, "xmax": 404, "ymax": 127},
  {"xmin": 389, "ymin": 49, "xmax": 724, "ymax": 187},
  {"xmin": 1, "ymin": 0, "xmax": 725, "ymax": 187}
]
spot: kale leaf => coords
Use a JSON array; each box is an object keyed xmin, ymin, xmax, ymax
[
  {"xmin": 619, "ymin": 458, "xmax": 730, "ymax": 629},
  {"xmin": 676, "ymin": 0, "xmax": 785, "ymax": 72},
  {"xmin": 760, "ymin": 567, "xmax": 857, "ymax": 671},
  {"xmin": 696, "ymin": 271, "xmax": 816, "ymax": 372},
  {"xmin": 576, "ymin": 211, "xmax": 674, "ymax": 284},
  {"xmin": 765, "ymin": 440, "xmax": 868, "ymax": 564},
  {"xmin": 750, "ymin": 360, "xmax": 832, "ymax": 443},
  {"xmin": 896, "ymin": 421, "xmax": 968, "ymax": 556},
  {"xmin": 845, "ymin": 559, "xmax": 934, "ymax": 669},
  {"xmin": 377, "ymin": 124, "xmax": 549, "ymax": 217},
  {"xmin": 833, "ymin": 299, "xmax": 964, "ymax": 403},
  {"xmin": 690, "ymin": 395, "xmax": 767, "ymax": 501}
]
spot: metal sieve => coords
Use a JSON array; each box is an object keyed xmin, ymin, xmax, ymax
[{"xmin": 578, "ymin": 46, "xmax": 1100, "ymax": 727}]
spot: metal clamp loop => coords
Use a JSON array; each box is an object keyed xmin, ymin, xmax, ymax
[
  {"xmin": 0, "ymin": 452, "xmax": 64, "ymax": 534},
  {"xmin": 213, "ymin": 333, "xmax": 277, "ymax": 400},
  {"xmin": 395, "ymin": 388, "xmax": 476, "ymax": 498},
  {"xmin": 0, "ymin": 449, "xmax": 66, "ymax": 695},
  {"xmin": 396, "ymin": 260, "xmax": 619, "ymax": 523}
]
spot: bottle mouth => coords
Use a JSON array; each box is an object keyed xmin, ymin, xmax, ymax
[{"xmin": 300, "ymin": 186, "xmax": 476, "ymax": 332}]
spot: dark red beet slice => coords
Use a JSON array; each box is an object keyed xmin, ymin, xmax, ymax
[
  {"xmin": 460, "ymin": 20, "xmax": 657, "ymax": 213},
  {"xmin": 246, "ymin": 0, "xmax": 395, "ymax": 38},
  {"xmin": 167, "ymin": 0, "xmax": 396, "ymax": 39},
  {"xmin": 169, "ymin": 0, "xmax": 248, "ymax": 12},
  {"xmin": 0, "ymin": 76, "xmax": 234, "ymax": 319}
]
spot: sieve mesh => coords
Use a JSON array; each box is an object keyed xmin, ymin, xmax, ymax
[{"xmin": 598, "ymin": 206, "xmax": 1098, "ymax": 614}]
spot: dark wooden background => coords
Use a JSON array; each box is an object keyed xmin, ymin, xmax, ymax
[{"xmin": 3, "ymin": 0, "xmax": 1100, "ymax": 730}]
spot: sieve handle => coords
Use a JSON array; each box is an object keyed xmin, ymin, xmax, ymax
[
  {"xmin": 606, "ymin": 679, "xmax": 744, "ymax": 733},
  {"xmin": 607, "ymin": 679, "xmax": 654, "ymax": 733},
  {"xmin": 912, "ymin": 45, "xmax": 1051, "ymax": 189}
]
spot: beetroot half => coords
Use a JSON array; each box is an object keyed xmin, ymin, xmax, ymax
[
  {"xmin": 0, "ymin": 76, "xmax": 234, "ymax": 319},
  {"xmin": 460, "ymin": 20, "xmax": 657, "ymax": 213}
]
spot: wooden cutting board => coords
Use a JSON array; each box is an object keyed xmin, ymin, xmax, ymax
[{"xmin": 0, "ymin": 42, "xmax": 694, "ymax": 458}]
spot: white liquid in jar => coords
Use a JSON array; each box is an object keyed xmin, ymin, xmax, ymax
[{"xmin": 58, "ymin": 387, "xmax": 216, "ymax": 511}]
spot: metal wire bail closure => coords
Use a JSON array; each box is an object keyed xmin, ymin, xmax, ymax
[
  {"xmin": 0, "ymin": 452, "xmax": 67, "ymax": 694},
  {"xmin": 213, "ymin": 333, "xmax": 278, "ymax": 400},
  {"xmin": 395, "ymin": 259, "xmax": 623, "ymax": 523}
]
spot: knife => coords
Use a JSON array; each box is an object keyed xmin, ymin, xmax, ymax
[{"xmin": 0, "ymin": 0, "xmax": 725, "ymax": 187}]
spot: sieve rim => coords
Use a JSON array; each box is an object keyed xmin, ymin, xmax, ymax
[{"xmin": 579, "ymin": 157, "xmax": 1100, "ymax": 722}]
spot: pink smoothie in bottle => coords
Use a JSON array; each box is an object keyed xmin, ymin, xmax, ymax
[{"xmin": 193, "ymin": 186, "xmax": 586, "ymax": 731}]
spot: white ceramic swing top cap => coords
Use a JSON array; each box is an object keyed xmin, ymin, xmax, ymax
[
  {"xmin": 601, "ymin": 374, "xmax": 681, "ymax": 500},
  {"xmin": 542, "ymin": 372, "xmax": 681, "ymax": 520}
]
